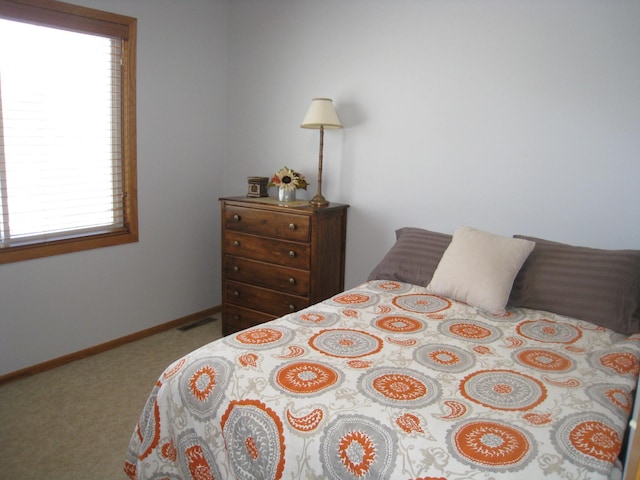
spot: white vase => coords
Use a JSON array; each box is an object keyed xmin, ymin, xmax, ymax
[{"xmin": 278, "ymin": 188, "xmax": 296, "ymax": 203}]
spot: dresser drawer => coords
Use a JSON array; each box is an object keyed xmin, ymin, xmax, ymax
[
  {"xmin": 225, "ymin": 280, "xmax": 308, "ymax": 317},
  {"xmin": 223, "ymin": 304, "xmax": 277, "ymax": 335},
  {"xmin": 220, "ymin": 197, "xmax": 348, "ymax": 336},
  {"xmin": 224, "ymin": 231, "xmax": 310, "ymax": 269},
  {"xmin": 223, "ymin": 205, "xmax": 310, "ymax": 242},
  {"xmin": 224, "ymin": 255, "xmax": 310, "ymax": 296}
]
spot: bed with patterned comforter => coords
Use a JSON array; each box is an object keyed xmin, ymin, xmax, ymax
[{"xmin": 125, "ymin": 279, "xmax": 640, "ymax": 480}]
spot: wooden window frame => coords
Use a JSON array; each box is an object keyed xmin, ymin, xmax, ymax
[{"xmin": 0, "ymin": 0, "xmax": 138, "ymax": 264}]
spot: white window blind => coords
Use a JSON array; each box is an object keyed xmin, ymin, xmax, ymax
[{"xmin": 0, "ymin": 18, "xmax": 125, "ymax": 247}]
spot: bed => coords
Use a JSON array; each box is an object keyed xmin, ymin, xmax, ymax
[{"xmin": 125, "ymin": 226, "xmax": 640, "ymax": 480}]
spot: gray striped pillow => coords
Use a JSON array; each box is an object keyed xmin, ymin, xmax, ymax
[
  {"xmin": 510, "ymin": 235, "xmax": 640, "ymax": 335},
  {"xmin": 368, "ymin": 227, "xmax": 451, "ymax": 286}
]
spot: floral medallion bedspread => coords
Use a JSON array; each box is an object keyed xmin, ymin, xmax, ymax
[{"xmin": 125, "ymin": 281, "xmax": 640, "ymax": 480}]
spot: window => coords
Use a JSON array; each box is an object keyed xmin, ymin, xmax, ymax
[{"xmin": 0, "ymin": 0, "xmax": 137, "ymax": 263}]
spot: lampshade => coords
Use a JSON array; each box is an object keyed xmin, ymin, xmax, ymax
[{"xmin": 301, "ymin": 98, "xmax": 343, "ymax": 130}]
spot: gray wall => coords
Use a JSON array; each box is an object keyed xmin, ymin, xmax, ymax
[
  {"xmin": 0, "ymin": 0, "xmax": 229, "ymax": 375},
  {"xmin": 2, "ymin": 0, "xmax": 639, "ymax": 375},
  {"xmin": 224, "ymin": 0, "xmax": 640, "ymax": 289}
]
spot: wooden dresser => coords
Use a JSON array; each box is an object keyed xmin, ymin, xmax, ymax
[{"xmin": 220, "ymin": 196, "xmax": 348, "ymax": 335}]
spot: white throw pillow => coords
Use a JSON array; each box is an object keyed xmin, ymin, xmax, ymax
[{"xmin": 426, "ymin": 226, "xmax": 535, "ymax": 315}]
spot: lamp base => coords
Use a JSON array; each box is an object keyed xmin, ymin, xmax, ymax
[{"xmin": 309, "ymin": 194, "xmax": 329, "ymax": 208}]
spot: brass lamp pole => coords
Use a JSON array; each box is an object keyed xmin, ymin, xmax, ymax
[{"xmin": 301, "ymin": 98, "xmax": 342, "ymax": 207}]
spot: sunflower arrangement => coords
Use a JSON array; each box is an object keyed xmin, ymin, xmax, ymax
[{"xmin": 268, "ymin": 166, "xmax": 308, "ymax": 192}]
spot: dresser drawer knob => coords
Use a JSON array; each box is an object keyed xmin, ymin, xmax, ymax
[
  {"xmin": 233, "ymin": 290, "xmax": 240, "ymax": 297},
  {"xmin": 288, "ymin": 223, "xmax": 296, "ymax": 231},
  {"xmin": 288, "ymin": 250, "xmax": 296, "ymax": 258},
  {"xmin": 233, "ymin": 314, "xmax": 240, "ymax": 321},
  {"xmin": 233, "ymin": 266, "xmax": 239, "ymax": 272},
  {"xmin": 233, "ymin": 214, "xmax": 241, "ymax": 222},
  {"xmin": 233, "ymin": 240, "xmax": 240, "ymax": 247},
  {"xmin": 289, "ymin": 277, "xmax": 296, "ymax": 285},
  {"xmin": 288, "ymin": 304, "xmax": 295, "ymax": 311}
]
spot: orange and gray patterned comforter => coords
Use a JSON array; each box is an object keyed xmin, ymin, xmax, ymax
[{"xmin": 125, "ymin": 280, "xmax": 640, "ymax": 479}]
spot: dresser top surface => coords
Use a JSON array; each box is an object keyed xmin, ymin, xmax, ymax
[{"xmin": 220, "ymin": 196, "xmax": 349, "ymax": 213}]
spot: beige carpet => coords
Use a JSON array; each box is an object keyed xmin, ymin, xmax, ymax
[{"xmin": 0, "ymin": 316, "xmax": 222, "ymax": 480}]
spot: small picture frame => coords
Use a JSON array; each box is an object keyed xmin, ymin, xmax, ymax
[{"xmin": 247, "ymin": 176, "xmax": 269, "ymax": 197}]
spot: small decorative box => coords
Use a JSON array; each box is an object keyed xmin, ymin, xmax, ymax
[{"xmin": 247, "ymin": 176, "xmax": 269, "ymax": 197}]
